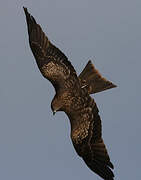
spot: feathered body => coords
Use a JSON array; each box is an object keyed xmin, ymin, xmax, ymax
[{"xmin": 24, "ymin": 7, "xmax": 116, "ymax": 180}]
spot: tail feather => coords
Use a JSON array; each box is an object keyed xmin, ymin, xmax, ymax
[{"xmin": 79, "ymin": 60, "xmax": 117, "ymax": 94}]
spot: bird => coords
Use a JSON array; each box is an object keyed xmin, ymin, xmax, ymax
[{"xmin": 23, "ymin": 7, "xmax": 116, "ymax": 180}]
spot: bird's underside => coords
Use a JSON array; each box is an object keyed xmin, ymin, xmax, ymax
[{"xmin": 24, "ymin": 7, "xmax": 116, "ymax": 180}]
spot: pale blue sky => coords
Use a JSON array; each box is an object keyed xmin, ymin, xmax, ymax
[{"xmin": 0, "ymin": 0, "xmax": 141, "ymax": 179}]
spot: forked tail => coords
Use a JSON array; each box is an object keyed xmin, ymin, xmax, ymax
[{"xmin": 79, "ymin": 61, "xmax": 117, "ymax": 94}]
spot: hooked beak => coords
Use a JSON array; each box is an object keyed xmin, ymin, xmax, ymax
[{"xmin": 53, "ymin": 110, "xmax": 56, "ymax": 115}]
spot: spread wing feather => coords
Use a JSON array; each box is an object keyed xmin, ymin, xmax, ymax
[
  {"xmin": 68, "ymin": 94, "xmax": 114, "ymax": 180},
  {"xmin": 23, "ymin": 7, "xmax": 78, "ymax": 91}
]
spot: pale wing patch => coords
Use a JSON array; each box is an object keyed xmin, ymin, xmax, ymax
[
  {"xmin": 71, "ymin": 121, "xmax": 90, "ymax": 144},
  {"xmin": 41, "ymin": 60, "xmax": 70, "ymax": 80},
  {"xmin": 71, "ymin": 107, "xmax": 93, "ymax": 144}
]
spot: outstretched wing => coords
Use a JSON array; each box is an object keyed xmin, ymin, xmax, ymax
[
  {"xmin": 68, "ymin": 95, "xmax": 114, "ymax": 180},
  {"xmin": 23, "ymin": 7, "xmax": 78, "ymax": 91}
]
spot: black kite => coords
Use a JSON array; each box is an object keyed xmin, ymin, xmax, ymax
[{"xmin": 23, "ymin": 7, "xmax": 116, "ymax": 180}]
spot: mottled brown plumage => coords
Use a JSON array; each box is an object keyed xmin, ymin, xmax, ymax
[{"xmin": 24, "ymin": 7, "xmax": 116, "ymax": 180}]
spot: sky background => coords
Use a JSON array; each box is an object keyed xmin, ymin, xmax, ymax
[{"xmin": 0, "ymin": 0, "xmax": 141, "ymax": 179}]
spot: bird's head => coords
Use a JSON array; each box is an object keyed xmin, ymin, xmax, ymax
[{"xmin": 51, "ymin": 95, "xmax": 63, "ymax": 115}]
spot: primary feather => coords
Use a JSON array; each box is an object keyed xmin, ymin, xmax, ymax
[{"xmin": 24, "ymin": 7, "xmax": 116, "ymax": 180}]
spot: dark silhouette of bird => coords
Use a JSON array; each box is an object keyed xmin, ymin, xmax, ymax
[{"xmin": 23, "ymin": 7, "xmax": 116, "ymax": 180}]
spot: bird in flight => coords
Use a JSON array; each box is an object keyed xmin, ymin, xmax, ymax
[{"xmin": 23, "ymin": 7, "xmax": 116, "ymax": 180}]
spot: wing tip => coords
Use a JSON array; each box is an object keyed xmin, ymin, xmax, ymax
[
  {"xmin": 108, "ymin": 161, "xmax": 114, "ymax": 169},
  {"xmin": 84, "ymin": 158, "xmax": 114, "ymax": 180},
  {"xmin": 23, "ymin": 6, "xmax": 27, "ymax": 11},
  {"xmin": 23, "ymin": 7, "xmax": 36, "ymax": 23},
  {"xmin": 23, "ymin": 7, "xmax": 37, "ymax": 35},
  {"xmin": 23, "ymin": 6, "xmax": 28, "ymax": 16}
]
